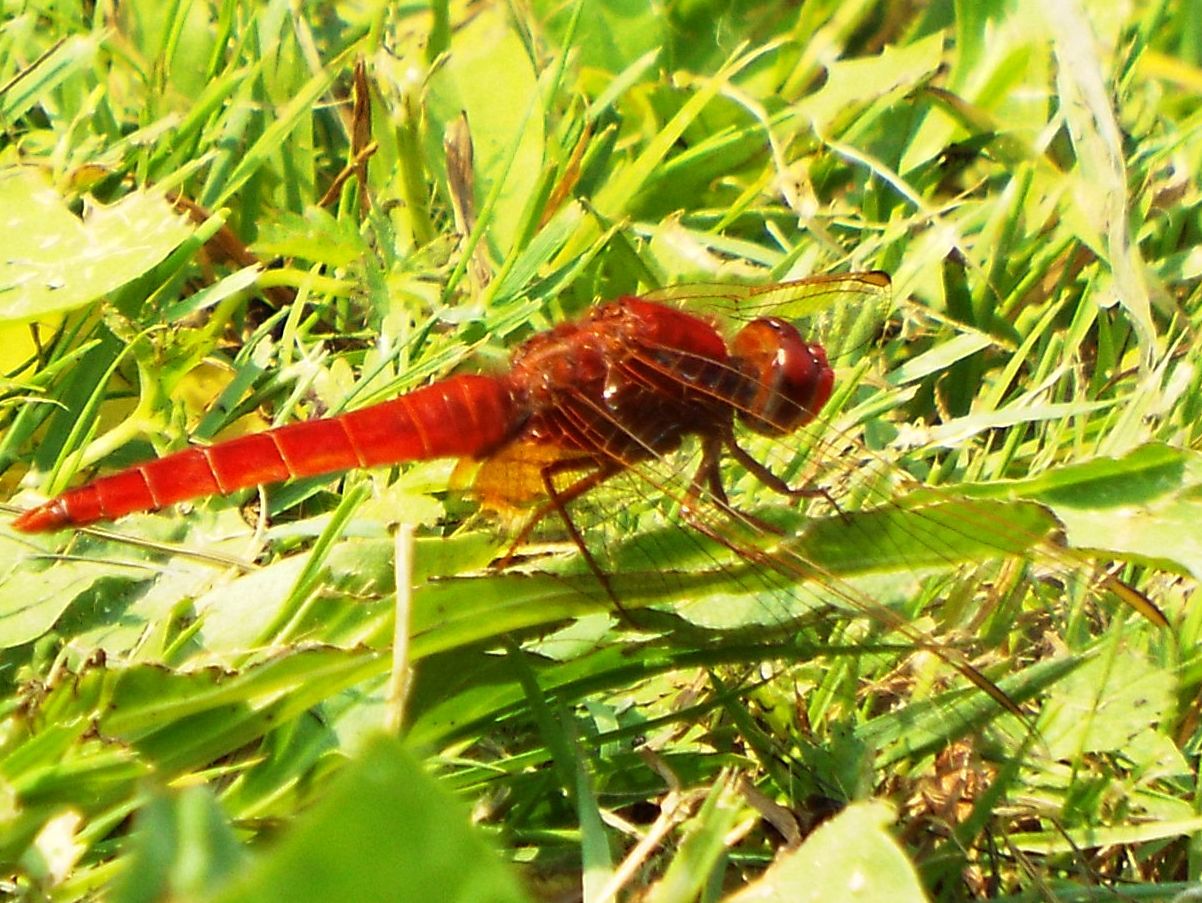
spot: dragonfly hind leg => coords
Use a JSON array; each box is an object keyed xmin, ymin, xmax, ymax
[{"xmin": 495, "ymin": 456, "xmax": 629, "ymax": 610}]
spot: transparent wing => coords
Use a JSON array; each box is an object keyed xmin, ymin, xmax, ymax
[{"xmin": 644, "ymin": 271, "xmax": 892, "ymax": 360}]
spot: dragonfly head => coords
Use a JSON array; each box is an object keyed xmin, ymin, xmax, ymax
[{"xmin": 730, "ymin": 318, "xmax": 834, "ymax": 436}]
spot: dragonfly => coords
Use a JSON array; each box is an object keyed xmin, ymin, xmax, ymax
[
  {"xmin": 12, "ymin": 273, "xmax": 882, "ymax": 541},
  {"xmin": 10, "ymin": 270, "xmax": 1160, "ymax": 710}
]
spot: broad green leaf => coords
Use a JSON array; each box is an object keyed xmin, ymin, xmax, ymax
[
  {"xmin": 0, "ymin": 546, "xmax": 143, "ymax": 649},
  {"xmin": 726, "ymin": 802, "xmax": 927, "ymax": 903},
  {"xmin": 211, "ymin": 735, "xmax": 529, "ymax": 903},
  {"xmin": 1039, "ymin": 650, "xmax": 1176, "ymax": 760},
  {"xmin": 110, "ymin": 786, "xmax": 245, "ymax": 903},
  {"xmin": 959, "ymin": 443, "xmax": 1202, "ymax": 577},
  {"xmin": 191, "ymin": 554, "xmax": 312, "ymax": 653},
  {"xmin": 0, "ymin": 169, "xmax": 193, "ymax": 322},
  {"xmin": 0, "ymin": 510, "xmax": 251, "ymax": 652},
  {"xmin": 794, "ymin": 31, "xmax": 945, "ymax": 134}
]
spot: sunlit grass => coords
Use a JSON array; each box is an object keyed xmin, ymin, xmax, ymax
[{"xmin": 0, "ymin": 1, "xmax": 1200, "ymax": 900}]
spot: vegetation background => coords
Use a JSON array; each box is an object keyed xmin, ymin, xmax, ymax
[{"xmin": 1, "ymin": 0, "xmax": 1201, "ymax": 900}]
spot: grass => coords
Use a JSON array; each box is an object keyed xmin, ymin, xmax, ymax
[{"xmin": 1, "ymin": 1, "xmax": 1201, "ymax": 900}]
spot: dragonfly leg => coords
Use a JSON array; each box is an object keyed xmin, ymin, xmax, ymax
[
  {"xmin": 680, "ymin": 443, "xmax": 786, "ymax": 572},
  {"xmin": 538, "ymin": 460, "xmax": 628, "ymax": 610},
  {"xmin": 724, "ymin": 437, "xmax": 843, "ymax": 517},
  {"xmin": 502, "ymin": 457, "xmax": 615, "ymax": 552},
  {"xmin": 495, "ymin": 457, "xmax": 629, "ymax": 610},
  {"xmin": 684, "ymin": 436, "xmax": 790, "ymax": 541}
]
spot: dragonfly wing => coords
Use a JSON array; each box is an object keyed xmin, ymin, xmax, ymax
[
  {"xmin": 644, "ymin": 271, "xmax": 891, "ymax": 321},
  {"xmin": 644, "ymin": 272, "xmax": 892, "ymax": 360}
]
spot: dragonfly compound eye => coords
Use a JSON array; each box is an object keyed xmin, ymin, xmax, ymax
[{"xmin": 731, "ymin": 318, "xmax": 835, "ymax": 436}]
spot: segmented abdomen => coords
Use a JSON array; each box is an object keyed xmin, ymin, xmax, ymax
[{"xmin": 13, "ymin": 374, "xmax": 519, "ymax": 532}]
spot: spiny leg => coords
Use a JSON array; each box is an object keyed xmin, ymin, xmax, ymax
[
  {"xmin": 541, "ymin": 459, "xmax": 627, "ymax": 610},
  {"xmin": 497, "ymin": 456, "xmax": 629, "ymax": 610},
  {"xmin": 683, "ymin": 435, "xmax": 802, "ymax": 541},
  {"xmin": 724, "ymin": 435, "xmax": 841, "ymax": 513},
  {"xmin": 680, "ymin": 435, "xmax": 838, "ymax": 579},
  {"xmin": 501, "ymin": 456, "xmax": 617, "ymax": 555},
  {"xmin": 680, "ymin": 437, "xmax": 794, "ymax": 571}
]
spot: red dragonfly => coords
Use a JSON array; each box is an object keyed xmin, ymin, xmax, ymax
[
  {"xmin": 13, "ymin": 273, "xmax": 888, "ymax": 543},
  {"xmin": 12, "ymin": 270, "xmax": 1162, "ymax": 712}
]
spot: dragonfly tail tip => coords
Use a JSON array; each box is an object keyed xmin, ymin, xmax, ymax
[{"xmin": 11, "ymin": 503, "xmax": 66, "ymax": 533}]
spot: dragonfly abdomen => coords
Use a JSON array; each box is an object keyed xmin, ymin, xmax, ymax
[{"xmin": 13, "ymin": 374, "xmax": 520, "ymax": 532}]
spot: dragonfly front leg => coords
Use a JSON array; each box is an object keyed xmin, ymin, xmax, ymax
[
  {"xmin": 683, "ymin": 435, "xmax": 800, "ymax": 541},
  {"xmin": 680, "ymin": 437, "xmax": 791, "ymax": 571},
  {"xmin": 681, "ymin": 433, "xmax": 844, "ymax": 571},
  {"xmin": 723, "ymin": 436, "xmax": 840, "ymax": 512}
]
